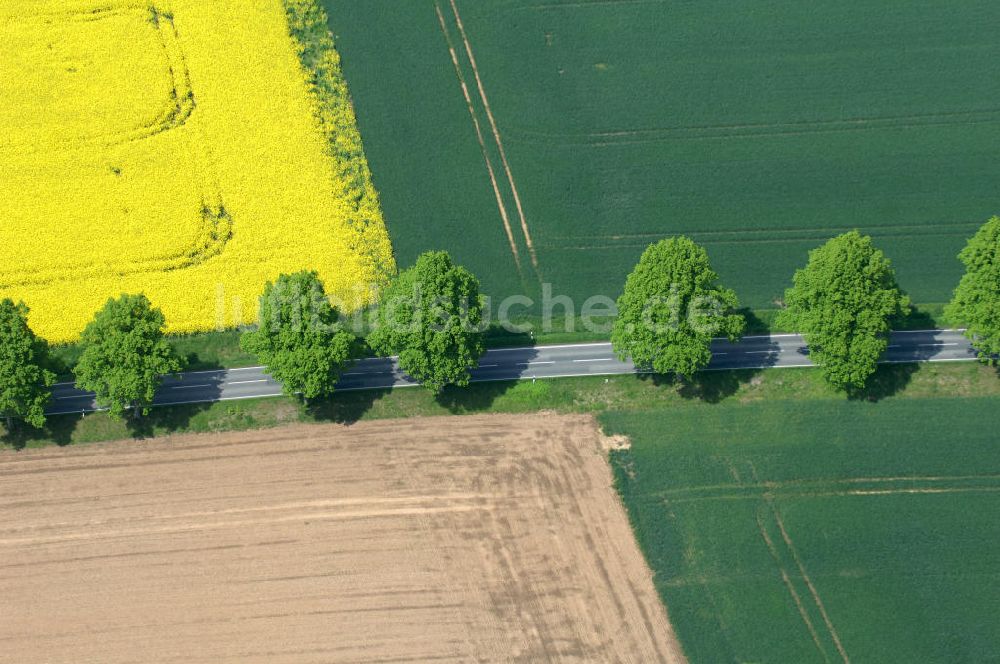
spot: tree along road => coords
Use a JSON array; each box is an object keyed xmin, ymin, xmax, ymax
[{"xmin": 47, "ymin": 329, "xmax": 976, "ymax": 415}]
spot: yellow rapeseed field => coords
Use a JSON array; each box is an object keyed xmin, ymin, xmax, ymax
[{"xmin": 0, "ymin": 0, "xmax": 395, "ymax": 343}]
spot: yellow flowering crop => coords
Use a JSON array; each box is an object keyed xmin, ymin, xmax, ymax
[{"xmin": 0, "ymin": 0, "xmax": 395, "ymax": 343}]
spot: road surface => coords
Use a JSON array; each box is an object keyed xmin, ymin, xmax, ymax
[{"xmin": 47, "ymin": 329, "xmax": 977, "ymax": 415}]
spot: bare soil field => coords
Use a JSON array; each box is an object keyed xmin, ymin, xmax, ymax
[{"xmin": 0, "ymin": 414, "xmax": 684, "ymax": 663}]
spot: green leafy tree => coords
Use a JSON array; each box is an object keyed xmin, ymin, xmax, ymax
[
  {"xmin": 779, "ymin": 231, "xmax": 909, "ymax": 390},
  {"xmin": 611, "ymin": 236, "xmax": 745, "ymax": 377},
  {"xmin": 0, "ymin": 300, "xmax": 55, "ymax": 429},
  {"xmin": 241, "ymin": 271, "xmax": 359, "ymax": 401},
  {"xmin": 947, "ymin": 216, "xmax": 1000, "ymax": 364},
  {"xmin": 74, "ymin": 294, "xmax": 183, "ymax": 418},
  {"xmin": 369, "ymin": 251, "xmax": 486, "ymax": 393}
]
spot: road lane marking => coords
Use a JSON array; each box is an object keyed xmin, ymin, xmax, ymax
[
  {"xmin": 227, "ymin": 379, "xmax": 268, "ymax": 385},
  {"xmin": 166, "ymin": 384, "xmax": 213, "ymax": 390},
  {"xmin": 573, "ymin": 358, "xmax": 616, "ymax": 362}
]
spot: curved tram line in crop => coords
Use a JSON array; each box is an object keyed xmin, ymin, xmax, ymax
[{"xmin": 0, "ymin": 3, "xmax": 233, "ymax": 290}]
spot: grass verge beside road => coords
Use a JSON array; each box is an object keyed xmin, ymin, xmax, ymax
[{"xmin": 4, "ymin": 357, "xmax": 997, "ymax": 450}]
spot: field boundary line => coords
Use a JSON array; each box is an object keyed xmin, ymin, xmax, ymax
[
  {"xmin": 447, "ymin": 0, "xmax": 541, "ymax": 278},
  {"xmin": 434, "ymin": 3, "xmax": 523, "ymax": 274}
]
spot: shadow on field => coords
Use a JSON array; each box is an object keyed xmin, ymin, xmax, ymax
[
  {"xmin": 1, "ymin": 415, "xmax": 79, "ymax": 450},
  {"xmin": 848, "ymin": 362, "xmax": 918, "ymax": 402},
  {"xmin": 179, "ymin": 357, "xmax": 224, "ymax": 374},
  {"xmin": 638, "ymin": 367, "xmax": 762, "ymax": 404},
  {"xmin": 680, "ymin": 368, "xmax": 763, "ymax": 403},
  {"xmin": 169, "ymin": 330, "xmax": 254, "ymax": 372},
  {"xmin": 484, "ymin": 326, "xmax": 535, "ymax": 348},
  {"xmin": 125, "ymin": 401, "xmax": 215, "ymax": 439},
  {"xmin": 738, "ymin": 308, "xmax": 774, "ymax": 335},
  {"xmin": 896, "ymin": 304, "xmax": 939, "ymax": 331},
  {"xmin": 435, "ymin": 379, "xmax": 519, "ymax": 414},
  {"xmin": 306, "ymin": 387, "xmax": 389, "ymax": 425}
]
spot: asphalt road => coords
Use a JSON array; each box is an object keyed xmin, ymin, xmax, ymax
[{"xmin": 47, "ymin": 329, "xmax": 977, "ymax": 415}]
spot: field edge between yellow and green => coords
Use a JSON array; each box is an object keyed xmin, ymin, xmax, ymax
[
  {"xmin": 281, "ymin": 0, "xmax": 396, "ymax": 291},
  {"xmin": 0, "ymin": 0, "xmax": 395, "ymax": 343}
]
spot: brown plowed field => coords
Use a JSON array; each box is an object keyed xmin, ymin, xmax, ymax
[{"xmin": 0, "ymin": 414, "xmax": 684, "ymax": 663}]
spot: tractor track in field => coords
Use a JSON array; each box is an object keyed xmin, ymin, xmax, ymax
[
  {"xmin": 0, "ymin": 415, "xmax": 686, "ymax": 663},
  {"xmin": 504, "ymin": 107, "xmax": 1000, "ymax": 147},
  {"xmin": 434, "ymin": 1, "xmax": 523, "ymax": 275},
  {"xmin": 648, "ymin": 473, "xmax": 1000, "ymax": 506}
]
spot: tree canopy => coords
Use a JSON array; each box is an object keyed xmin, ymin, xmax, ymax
[
  {"xmin": 0, "ymin": 299, "xmax": 55, "ymax": 429},
  {"xmin": 611, "ymin": 236, "xmax": 744, "ymax": 377},
  {"xmin": 74, "ymin": 294, "xmax": 183, "ymax": 418},
  {"xmin": 779, "ymin": 231, "xmax": 909, "ymax": 390},
  {"xmin": 947, "ymin": 216, "xmax": 1000, "ymax": 364},
  {"xmin": 240, "ymin": 271, "xmax": 359, "ymax": 400},
  {"xmin": 369, "ymin": 251, "xmax": 486, "ymax": 393}
]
